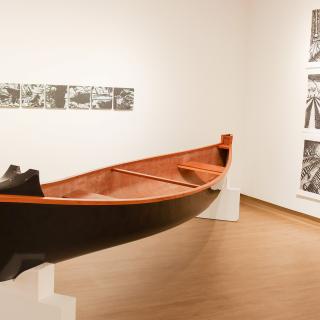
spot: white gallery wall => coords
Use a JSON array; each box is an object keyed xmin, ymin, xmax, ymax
[
  {"xmin": 0, "ymin": 0, "xmax": 247, "ymax": 186},
  {"xmin": 242, "ymin": 0, "xmax": 320, "ymax": 217},
  {"xmin": 1, "ymin": 0, "xmax": 319, "ymax": 218}
]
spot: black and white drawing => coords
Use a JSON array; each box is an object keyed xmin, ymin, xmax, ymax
[
  {"xmin": 310, "ymin": 9, "xmax": 320, "ymax": 62},
  {"xmin": 46, "ymin": 85, "xmax": 68, "ymax": 109},
  {"xmin": 21, "ymin": 84, "xmax": 45, "ymax": 108},
  {"xmin": 300, "ymin": 140, "xmax": 320, "ymax": 195},
  {"xmin": 0, "ymin": 83, "xmax": 20, "ymax": 108},
  {"xmin": 305, "ymin": 74, "xmax": 320, "ymax": 129},
  {"xmin": 113, "ymin": 88, "xmax": 134, "ymax": 111},
  {"xmin": 0, "ymin": 83, "xmax": 135, "ymax": 112},
  {"xmin": 91, "ymin": 87, "xmax": 113, "ymax": 110},
  {"xmin": 69, "ymin": 86, "xmax": 91, "ymax": 109}
]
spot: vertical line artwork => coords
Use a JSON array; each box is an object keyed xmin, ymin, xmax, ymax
[
  {"xmin": 305, "ymin": 74, "xmax": 320, "ymax": 130},
  {"xmin": 21, "ymin": 84, "xmax": 45, "ymax": 108},
  {"xmin": 310, "ymin": 9, "xmax": 320, "ymax": 62},
  {"xmin": 0, "ymin": 84, "xmax": 21, "ymax": 108}
]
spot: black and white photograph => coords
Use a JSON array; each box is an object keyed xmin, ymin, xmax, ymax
[
  {"xmin": 305, "ymin": 74, "xmax": 320, "ymax": 129},
  {"xmin": 46, "ymin": 85, "xmax": 68, "ymax": 109},
  {"xmin": 0, "ymin": 83, "xmax": 20, "ymax": 108},
  {"xmin": 113, "ymin": 88, "xmax": 134, "ymax": 111},
  {"xmin": 91, "ymin": 87, "xmax": 113, "ymax": 110},
  {"xmin": 69, "ymin": 86, "xmax": 92, "ymax": 109},
  {"xmin": 310, "ymin": 9, "xmax": 320, "ymax": 62},
  {"xmin": 21, "ymin": 84, "xmax": 45, "ymax": 108},
  {"xmin": 300, "ymin": 139, "xmax": 320, "ymax": 197}
]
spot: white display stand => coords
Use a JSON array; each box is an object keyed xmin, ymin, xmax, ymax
[
  {"xmin": 0, "ymin": 263, "xmax": 76, "ymax": 320},
  {"xmin": 197, "ymin": 176, "xmax": 240, "ymax": 221}
]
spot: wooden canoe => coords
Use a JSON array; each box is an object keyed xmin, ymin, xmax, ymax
[{"xmin": 0, "ymin": 134, "xmax": 233, "ymax": 282}]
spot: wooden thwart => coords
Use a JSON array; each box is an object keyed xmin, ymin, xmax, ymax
[
  {"xmin": 112, "ymin": 168, "xmax": 200, "ymax": 188},
  {"xmin": 178, "ymin": 161, "xmax": 224, "ymax": 175},
  {"xmin": 218, "ymin": 144, "xmax": 230, "ymax": 150}
]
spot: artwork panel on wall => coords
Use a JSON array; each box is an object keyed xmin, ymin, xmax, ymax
[
  {"xmin": 304, "ymin": 73, "xmax": 320, "ymax": 130},
  {"xmin": 113, "ymin": 88, "xmax": 134, "ymax": 111},
  {"xmin": 69, "ymin": 86, "xmax": 92, "ymax": 109},
  {"xmin": 297, "ymin": 135, "xmax": 320, "ymax": 201},
  {"xmin": 0, "ymin": 83, "xmax": 134, "ymax": 111},
  {"xmin": 45, "ymin": 85, "xmax": 68, "ymax": 109},
  {"xmin": 309, "ymin": 9, "xmax": 320, "ymax": 63},
  {"xmin": 91, "ymin": 87, "xmax": 113, "ymax": 110},
  {"xmin": 0, "ymin": 83, "xmax": 20, "ymax": 108},
  {"xmin": 21, "ymin": 84, "xmax": 45, "ymax": 108}
]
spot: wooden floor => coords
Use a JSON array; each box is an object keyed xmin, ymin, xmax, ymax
[{"xmin": 55, "ymin": 196, "xmax": 320, "ymax": 320}]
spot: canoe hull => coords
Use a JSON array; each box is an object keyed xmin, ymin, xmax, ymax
[{"xmin": 0, "ymin": 188, "xmax": 219, "ymax": 282}]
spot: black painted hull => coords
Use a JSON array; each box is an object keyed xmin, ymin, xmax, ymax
[{"xmin": 0, "ymin": 188, "xmax": 219, "ymax": 282}]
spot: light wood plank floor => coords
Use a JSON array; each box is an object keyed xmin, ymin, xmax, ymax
[{"xmin": 55, "ymin": 196, "xmax": 320, "ymax": 320}]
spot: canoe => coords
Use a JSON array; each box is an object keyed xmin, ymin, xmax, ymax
[{"xmin": 0, "ymin": 134, "xmax": 233, "ymax": 282}]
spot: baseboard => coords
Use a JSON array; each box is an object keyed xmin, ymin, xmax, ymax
[{"xmin": 240, "ymin": 194, "xmax": 320, "ymax": 225}]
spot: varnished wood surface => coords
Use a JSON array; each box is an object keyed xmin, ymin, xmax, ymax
[
  {"xmin": 0, "ymin": 134, "xmax": 232, "ymax": 205},
  {"xmin": 63, "ymin": 190, "xmax": 116, "ymax": 200},
  {"xmin": 178, "ymin": 161, "xmax": 224, "ymax": 175},
  {"xmin": 179, "ymin": 161, "xmax": 224, "ymax": 173},
  {"xmin": 112, "ymin": 168, "xmax": 201, "ymax": 188},
  {"xmin": 178, "ymin": 165, "xmax": 222, "ymax": 175},
  {"xmin": 218, "ymin": 144, "xmax": 229, "ymax": 149},
  {"xmin": 55, "ymin": 195, "xmax": 320, "ymax": 320}
]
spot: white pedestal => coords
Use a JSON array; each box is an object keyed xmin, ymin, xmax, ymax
[
  {"xmin": 0, "ymin": 263, "xmax": 76, "ymax": 320},
  {"xmin": 197, "ymin": 176, "xmax": 240, "ymax": 222}
]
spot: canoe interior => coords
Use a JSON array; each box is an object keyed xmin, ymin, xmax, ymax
[{"xmin": 42, "ymin": 141, "xmax": 230, "ymax": 201}]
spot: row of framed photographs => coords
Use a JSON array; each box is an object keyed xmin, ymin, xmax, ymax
[{"xmin": 0, "ymin": 84, "xmax": 134, "ymax": 110}]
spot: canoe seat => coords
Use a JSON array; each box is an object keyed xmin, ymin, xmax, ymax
[
  {"xmin": 178, "ymin": 161, "xmax": 224, "ymax": 175},
  {"xmin": 63, "ymin": 190, "xmax": 116, "ymax": 200},
  {"xmin": 218, "ymin": 144, "xmax": 230, "ymax": 150}
]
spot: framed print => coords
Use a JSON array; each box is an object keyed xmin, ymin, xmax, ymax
[
  {"xmin": 307, "ymin": 9, "xmax": 320, "ymax": 68},
  {"xmin": 0, "ymin": 83, "xmax": 20, "ymax": 108},
  {"xmin": 91, "ymin": 87, "xmax": 113, "ymax": 110},
  {"xmin": 309, "ymin": 9, "xmax": 320, "ymax": 63},
  {"xmin": 21, "ymin": 84, "xmax": 45, "ymax": 108},
  {"xmin": 46, "ymin": 85, "xmax": 68, "ymax": 109},
  {"xmin": 298, "ymin": 134, "xmax": 320, "ymax": 201},
  {"xmin": 113, "ymin": 88, "xmax": 134, "ymax": 111},
  {"xmin": 69, "ymin": 86, "xmax": 91, "ymax": 109},
  {"xmin": 304, "ymin": 72, "xmax": 320, "ymax": 131}
]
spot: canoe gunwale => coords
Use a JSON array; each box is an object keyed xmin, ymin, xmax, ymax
[{"xmin": 0, "ymin": 138, "xmax": 232, "ymax": 206}]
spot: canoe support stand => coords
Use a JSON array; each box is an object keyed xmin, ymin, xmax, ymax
[
  {"xmin": 197, "ymin": 175, "xmax": 240, "ymax": 222},
  {"xmin": 0, "ymin": 263, "xmax": 76, "ymax": 320}
]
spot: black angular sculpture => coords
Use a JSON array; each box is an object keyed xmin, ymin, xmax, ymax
[
  {"xmin": 0, "ymin": 164, "xmax": 21, "ymax": 182},
  {"xmin": 0, "ymin": 167, "xmax": 44, "ymax": 197},
  {"xmin": 0, "ymin": 134, "xmax": 233, "ymax": 282}
]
